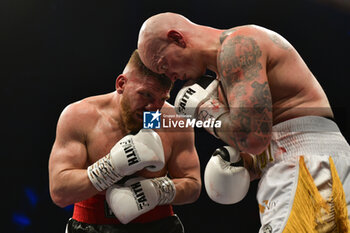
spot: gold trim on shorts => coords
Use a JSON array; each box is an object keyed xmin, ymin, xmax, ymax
[{"xmin": 283, "ymin": 156, "xmax": 350, "ymax": 233}]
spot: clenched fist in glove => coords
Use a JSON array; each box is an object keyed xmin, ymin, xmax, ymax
[
  {"xmin": 87, "ymin": 129, "xmax": 165, "ymax": 191},
  {"xmin": 204, "ymin": 146, "xmax": 250, "ymax": 204},
  {"xmin": 174, "ymin": 75, "xmax": 228, "ymax": 137},
  {"xmin": 106, "ymin": 176, "xmax": 176, "ymax": 224}
]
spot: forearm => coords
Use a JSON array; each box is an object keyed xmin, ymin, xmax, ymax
[
  {"xmin": 215, "ymin": 110, "xmax": 271, "ymax": 155},
  {"xmin": 171, "ymin": 177, "xmax": 201, "ymax": 205},
  {"xmin": 50, "ymin": 169, "xmax": 100, "ymax": 207}
]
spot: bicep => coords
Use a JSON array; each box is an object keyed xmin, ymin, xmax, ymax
[
  {"xmin": 49, "ymin": 138, "xmax": 87, "ymax": 175},
  {"xmin": 49, "ymin": 107, "xmax": 88, "ymax": 179}
]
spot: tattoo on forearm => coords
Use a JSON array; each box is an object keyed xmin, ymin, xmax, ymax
[
  {"xmin": 226, "ymin": 82, "xmax": 272, "ymax": 150},
  {"xmin": 269, "ymin": 34, "xmax": 292, "ymax": 50},
  {"xmin": 250, "ymin": 81, "xmax": 272, "ymax": 136},
  {"xmin": 250, "ymin": 81, "xmax": 271, "ymax": 114}
]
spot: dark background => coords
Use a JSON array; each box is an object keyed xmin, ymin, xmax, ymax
[{"xmin": 2, "ymin": 0, "xmax": 349, "ymax": 232}]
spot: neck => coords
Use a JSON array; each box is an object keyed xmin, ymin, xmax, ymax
[
  {"xmin": 108, "ymin": 92, "xmax": 129, "ymax": 133},
  {"xmin": 192, "ymin": 25, "xmax": 223, "ymax": 74}
]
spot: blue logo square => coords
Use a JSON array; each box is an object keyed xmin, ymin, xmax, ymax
[{"xmin": 143, "ymin": 110, "xmax": 161, "ymax": 129}]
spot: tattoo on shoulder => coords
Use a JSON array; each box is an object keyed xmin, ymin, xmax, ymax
[
  {"xmin": 219, "ymin": 35, "xmax": 262, "ymax": 87},
  {"xmin": 220, "ymin": 28, "xmax": 238, "ymax": 44},
  {"xmin": 269, "ymin": 34, "xmax": 292, "ymax": 50}
]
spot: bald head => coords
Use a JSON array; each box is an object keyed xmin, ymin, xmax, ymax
[
  {"xmin": 138, "ymin": 12, "xmax": 192, "ymax": 49},
  {"xmin": 137, "ymin": 13, "xmax": 196, "ymax": 76},
  {"xmin": 137, "ymin": 12, "xmax": 219, "ymax": 81}
]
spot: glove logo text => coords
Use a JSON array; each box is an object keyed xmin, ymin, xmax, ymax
[
  {"xmin": 120, "ymin": 139, "xmax": 140, "ymax": 166},
  {"xmin": 177, "ymin": 87, "xmax": 196, "ymax": 114},
  {"xmin": 130, "ymin": 181, "xmax": 150, "ymax": 211}
]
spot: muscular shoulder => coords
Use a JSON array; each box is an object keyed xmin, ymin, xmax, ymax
[
  {"xmin": 217, "ymin": 26, "xmax": 264, "ymax": 83},
  {"xmin": 221, "ymin": 25, "xmax": 288, "ymax": 45},
  {"xmin": 218, "ymin": 25, "xmax": 293, "ymax": 80},
  {"xmin": 57, "ymin": 97, "xmax": 101, "ymax": 139},
  {"xmin": 220, "ymin": 25, "xmax": 292, "ymax": 55},
  {"xmin": 220, "ymin": 25, "xmax": 261, "ymax": 45},
  {"xmin": 219, "ymin": 26, "xmax": 265, "ymax": 62},
  {"xmin": 63, "ymin": 99, "xmax": 98, "ymax": 121}
]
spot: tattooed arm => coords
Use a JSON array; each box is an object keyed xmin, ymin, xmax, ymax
[{"xmin": 215, "ymin": 31, "xmax": 272, "ymax": 155}]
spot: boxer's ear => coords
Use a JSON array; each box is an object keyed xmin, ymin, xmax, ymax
[
  {"xmin": 167, "ymin": 30, "xmax": 186, "ymax": 48},
  {"xmin": 116, "ymin": 75, "xmax": 127, "ymax": 94}
]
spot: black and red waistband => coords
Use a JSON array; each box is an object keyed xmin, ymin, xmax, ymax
[{"xmin": 72, "ymin": 194, "xmax": 174, "ymax": 224}]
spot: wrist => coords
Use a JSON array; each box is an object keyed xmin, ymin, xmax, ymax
[
  {"xmin": 197, "ymin": 100, "xmax": 228, "ymax": 138},
  {"xmin": 87, "ymin": 153, "xmax": 123, "ymax": 191},
  {"xmin": 151, "ymin": 176, "xmax": 176, "ymax": 205}
]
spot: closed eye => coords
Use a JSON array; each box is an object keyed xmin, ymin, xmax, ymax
[
  {"xmin": 160, "ymin": 64, "xmax": 168, "ymax": 72},
  {"xmin": 139, "ymin": 91, "xmax": 152, "ymax": 99},
  {"xmin": 157, "ymin": 57, "xmax": 168, "ymax": 73}
]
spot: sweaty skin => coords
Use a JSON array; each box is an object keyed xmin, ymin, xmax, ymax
[
  {"xmin": 216, "ymin": 25, "xmax": 332, "ymax": 153},
  {"xmin": 49, "ymin": 73, "xmax": 201, "ymax": 208},
  {"xmin": 138, "ymin": 15, "xmax": 333, "ymax": 155}
]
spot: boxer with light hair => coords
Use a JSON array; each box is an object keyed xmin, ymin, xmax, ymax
[
  {"xmin": 48, "ymin": 50, "xmax": 201, "ymax": 233},
  {"xmin": 138, "ymin": 12, "xmax": 350, "ymax": 232}
]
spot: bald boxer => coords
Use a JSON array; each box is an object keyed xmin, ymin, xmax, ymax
[
  {"xmin": 48, "ymin": 50, "xmax": 201, "ymax": 233},
  {"xmin": 137, "ymin": 13, "xmax": 350, "ymax": 233}
]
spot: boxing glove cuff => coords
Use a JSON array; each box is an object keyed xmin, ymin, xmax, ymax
[
  {"xmin": 87, "ymin": 153, "xmax": 123, "ymax": 191},
  {"xmin": 151, "ymin": 176, "xmax": 176, "ymax": 205}
]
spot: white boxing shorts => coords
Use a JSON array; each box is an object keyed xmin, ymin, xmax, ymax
[{"xmin": 256, "ymin": 116, "xmax": 350, "ymax": 233}]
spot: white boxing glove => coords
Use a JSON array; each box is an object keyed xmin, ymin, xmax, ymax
[
  {"xmin": 174, "ymin": 75, "xmax": 228, "ymax": 137},
  {"xmin": 106, "ymin": 176, "xmax": 176, "ymax": 224},
  {"xmin": 204, "ymin": 146, "xmax": 250, "ymax": 204},
  {"xmin": 87, "ymin": 129, "xmax": 165, "ymax": 191}
]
